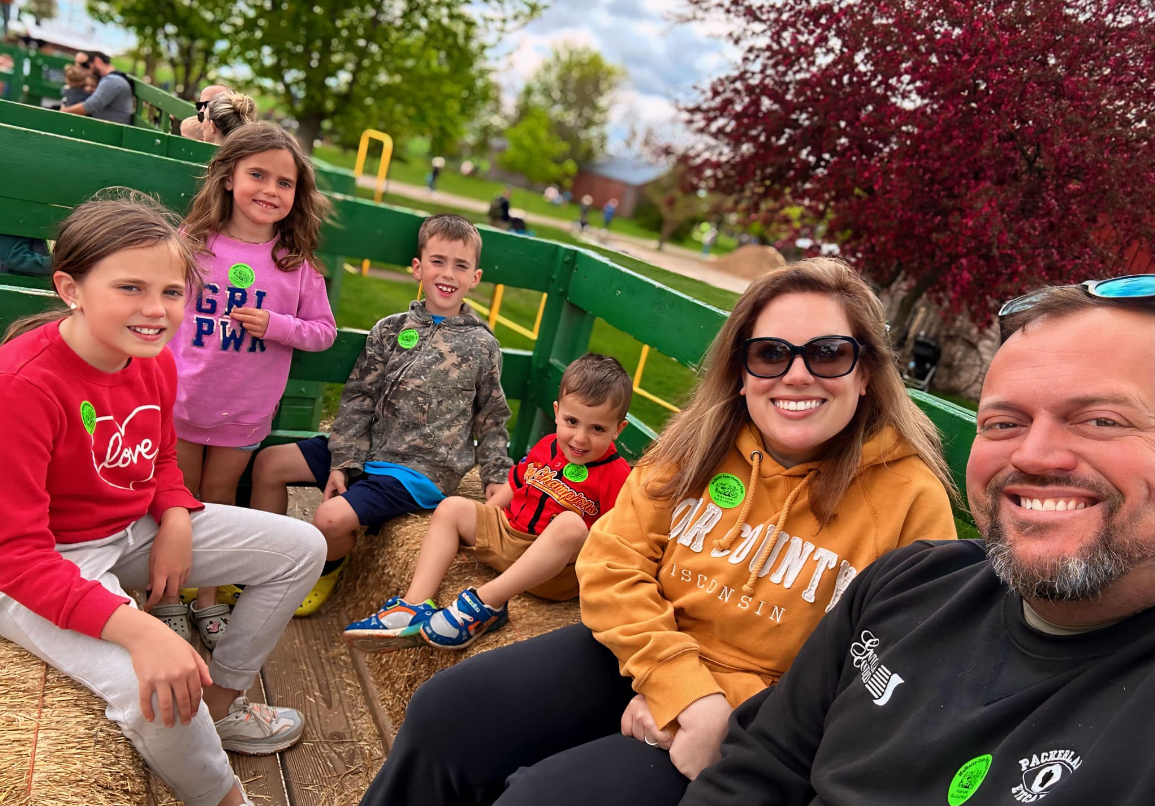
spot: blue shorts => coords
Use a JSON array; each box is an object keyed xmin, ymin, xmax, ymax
[{"xmin": 295, "ymin": 436, "xmax": 424, "ymax": 534}]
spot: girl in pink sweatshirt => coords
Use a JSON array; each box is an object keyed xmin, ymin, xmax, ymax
[{"xmin": 170, "ymin": 122, "xmax": 337, "ymax": 646}]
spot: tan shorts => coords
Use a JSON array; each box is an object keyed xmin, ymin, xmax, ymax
[{"xmin": 460, "ymin": 501, "xmax": 581, "ymax": 602}]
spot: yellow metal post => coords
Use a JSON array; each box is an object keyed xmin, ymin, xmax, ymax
[
  {"xmin": 488, "ymin": 285, "xmax": 505, "ymax": 330},
  {"xmin": 531, "ymin": 293, "xmax": 548, "ymax": 338},
  {"xmin": 352, "ymin": 128, "xmax": 395, "ymax": 276},
  {"xmin": 632, "ymin": 344, "xmax": 682, "ymax": 413}
]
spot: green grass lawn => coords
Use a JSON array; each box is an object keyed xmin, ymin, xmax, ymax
[{"xmin": 313, "ymin": 144, "xmax": 732, "ymax": 255}]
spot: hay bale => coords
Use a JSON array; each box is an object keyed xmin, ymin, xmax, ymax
[
  {"xmin": 712, "ymin": 244, "xmax": 787, "ymax": 281},
  {"xmin": 0, "ymin": 638, "xmax": 150, "ymax": 806},
  {"xmin": 335, "ymin": 469, "xmax": 582, "ymax": 737}
]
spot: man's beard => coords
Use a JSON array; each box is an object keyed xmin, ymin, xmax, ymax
[{"xmin": 980, "ymin": 471, "xmax": 1151, "ymax": 602}]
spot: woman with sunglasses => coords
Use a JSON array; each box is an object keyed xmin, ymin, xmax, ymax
[{"xmin": 358, "ymin": 258, "xmax": 958, "ymax": 806}]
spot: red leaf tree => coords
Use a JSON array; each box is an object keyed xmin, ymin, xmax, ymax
[{"xmin": 684, "ymin": 0, "xmax": 1155, "ymax": 326}]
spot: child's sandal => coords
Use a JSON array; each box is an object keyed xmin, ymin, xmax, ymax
[
  {"xmin": 151, "ymin": 603, "xmax": 194, "ymax": 644},
  {"xmin": 190, "ymin": 602, "xmax": 231, "ymax": 651}
]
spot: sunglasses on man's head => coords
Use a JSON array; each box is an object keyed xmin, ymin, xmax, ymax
[
  {"xmin": 998, "ymin": 274, "xmax": 1155, "ymax": 319},
  {"xmin": 742, "ymin": 336, "xmax": 863, "ymax": 379}
]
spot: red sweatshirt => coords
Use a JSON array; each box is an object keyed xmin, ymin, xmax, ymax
[
  {"xmin": 0, "ymin": 321, "xmax": 202, "ymax": 638},
  {"xmin": 505, "ymin": 434, "xmax": 632, "ymax": 534}
]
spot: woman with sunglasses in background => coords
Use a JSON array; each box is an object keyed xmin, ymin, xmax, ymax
[{"xmin": 358, "ymin": 258, "xmax": 959, "ymax": 806}]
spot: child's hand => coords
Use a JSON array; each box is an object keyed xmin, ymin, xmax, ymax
[
  {"xmin": 229, "ymin": 307, "xmax": 270, "ymax": 339},
  {"xmin": 132, "ymin": 619, "xmax": 212, "ymax": 727},
  {"xmin": 484, "ymin": 483, "xmax": 506, "ymax": 502},
  {"xmin": 621, "ymin": 693, "xmax": 673, "ymax": 750},
  {"xmin": 670, "ymin": 693, "xmax": 733, "ymax": 780},
  {"xmin": 145, "ymin": 508, "xmax": 193, "ymax": 611},
  {"xmin": 102, "ymin": 606, "xmax": 212, "ymax": 728},
  {"xmin": 324, "ymin": 469, "xmax": 348, "ymax": 500}
]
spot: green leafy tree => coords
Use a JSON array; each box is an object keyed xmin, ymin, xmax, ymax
[
  {"xmin": 220, "ymin": 0, "xmax": 539, "ymax": 155},
  {"xmin": 516, "ymin": 44, "xmax": 624, "ymax": 165},
  {"xmin": 87, "ymin": 0, "xmax": 229, "ymax": 99},
  {"xmin": 498, "ymin": 106, "xmax": 576, "ymax": 187},
  {"xmin": 22, "ymin": 0, "xmax": 58, "ymax": 24}
]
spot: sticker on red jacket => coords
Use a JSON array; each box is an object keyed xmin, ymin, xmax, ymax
[{"xmin": 88, "ymin": 404, "xmax": 162, "ymax": 490}]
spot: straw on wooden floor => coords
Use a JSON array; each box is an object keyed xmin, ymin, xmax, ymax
[
  {"xmin": 0, "ymin": 638, "xmax": 150, "ymax": 806},
  {"xmin": 336, "ymin": 469, "xmax": 583, "ymax": 737}
]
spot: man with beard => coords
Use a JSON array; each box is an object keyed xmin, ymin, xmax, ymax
[{"xmin": 678, "ymin": 278, "xmax": 1155, "ymax": 806}]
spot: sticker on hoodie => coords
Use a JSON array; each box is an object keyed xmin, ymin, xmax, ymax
[
  {"xmin": 709, "ymin": 472, "xmax": 744, "ymax": 508},
  {"xmin": 397, "ymin": 328, "xmax": 419, "ymax": 349}
]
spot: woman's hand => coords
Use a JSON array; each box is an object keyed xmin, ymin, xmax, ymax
[
  {"xmin": 145, "ymin": 508, "xmax": 192, "ymax": 611},
  {"xmin": 229, "ymin": 307, "xmax": 270, "ymax": 339},
  {"xmin": 323, "ymin": 469, "xmax": 348, "ymax": 501},
  {"xmin": 669, "ymin": 693, "xmax": 733, "ymax": 780},
  {"xmin": 621, "ymin": 693, "xmax": 673, "ymax": 750},
  {"xmin": 102, "ymin": 606, "xmax": 213, "ymax": 727}
]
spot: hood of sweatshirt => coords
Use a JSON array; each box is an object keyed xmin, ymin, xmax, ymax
[{"xmin": 406, "ymin": 299, "xmax": 492, "ymax": 330}]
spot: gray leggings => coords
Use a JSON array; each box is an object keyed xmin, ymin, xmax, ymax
[{"xmin": 0, "ymin": 504, "xmax": 326, "ymax": 806}]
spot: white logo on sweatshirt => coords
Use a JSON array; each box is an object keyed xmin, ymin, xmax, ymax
[
  {"xmin": 89, "ymin": 405, "xmax": 161, "ymax": 490},
  {"xmin": 668, "ymin": 496, "xmax": 858, "ymax": 612},
  {"xmin": 1012, "ymin": 749, "xmax": 1082, "ymax": 801},
  {"xmin": 850, "ymin": 630, "xmax": 904, "ymax": 706}
]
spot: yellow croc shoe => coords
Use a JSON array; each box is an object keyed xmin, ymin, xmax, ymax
[
  {"xmin": 216, "ymin": 584, "xmax": 246, "ymax": 606},
  {"xmin": 179, "ymin": 588, "xmax": 199, "ymax": 606},
  {"xmin": 295, "ymin": 559, "xmax": 347, "ymax": 617}
]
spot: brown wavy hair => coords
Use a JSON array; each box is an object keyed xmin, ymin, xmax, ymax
[
  {"xmin": 639, "ymin": 257, "xmax": 959, "ymax": 524},
  {"xmin": 3, "ymin": 189, "xmax": 200, "ymax": 345},
  {"xmin": 182, "ymin": 121, "xmax": 330, "ymax": 273}
]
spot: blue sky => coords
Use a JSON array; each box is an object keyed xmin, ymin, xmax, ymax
[{"xmin": 494, "ymin": 0, "xmax": 735, "ymax": 153}]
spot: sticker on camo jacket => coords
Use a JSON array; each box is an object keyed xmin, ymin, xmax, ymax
[
  {"xmin": 228, "ymin": 263, "xmax": 255, "ymax": 289},
  {"xmin": 397, "ymin": 329, "xmax": 419, "ymax": 349},
  {"xmin": 947, "ymin": 754, "xmax": 993, "ymax": 806},
  {"xmin": 80, "ymin": 400, "xmax": 97, "ymax": 434},
  {"xmin": 563, "ymin": 463, "xmax": 588, "ymax": 483},
  {"xmin": 709, "ymin": 472, "xmax": 745, "ymax": 508}
]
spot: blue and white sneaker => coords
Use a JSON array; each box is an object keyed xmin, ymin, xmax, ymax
[
  {"xmin": 342, "ymin": 596, "xmax": 437, "ymax": 653},
  {"xmin": 420, "ymin": 588, "xmax": 509, "ymax": 650}
]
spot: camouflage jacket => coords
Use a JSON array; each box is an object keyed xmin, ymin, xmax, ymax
[{"xmin": 327, "ymin": 301, "xmax": 513, "ymax": 491}]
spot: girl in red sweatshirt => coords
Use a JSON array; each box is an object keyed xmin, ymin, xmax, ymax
[{"xmin": 0, "ymin": 192, "xmax": 325, "ymax": 806}]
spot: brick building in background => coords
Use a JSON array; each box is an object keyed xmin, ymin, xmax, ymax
[{"xmin": 569, "ymin": 157, "xmax": 667, "ymax": 218}]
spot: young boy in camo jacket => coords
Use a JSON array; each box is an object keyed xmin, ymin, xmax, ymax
[{"xmin": 251, "ymin": 215, "xmax": 513, "ymax": 615}]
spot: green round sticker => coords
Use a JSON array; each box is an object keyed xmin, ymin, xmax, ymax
[
  {"xmin": 562, "ymin": 463, "xmax": 588, "ymax": 483},
  {"xmin": 397, "ymin": 328, "xmax": 420, "ymax": 349},
  {"xmin": 708, "ymin": 472, "xmax": 745, "ymax": 508},
  {"xmin": 80, "ymin": 400, "xmax": 97, "ymax": 435},
  {"xmin": 228, "ymin": 262, "xmax": 255, "ymax": 289},
  {"xmin": 947, "ymin": 755, "xmax": 992, "ymax": 806}
]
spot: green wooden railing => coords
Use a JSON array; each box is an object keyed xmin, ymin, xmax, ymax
[{"xmin": 0, "ymin": 121, "xmax": 979, "ymax": 528}]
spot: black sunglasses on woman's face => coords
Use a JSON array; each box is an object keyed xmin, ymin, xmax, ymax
[{"xmin": 741, "ymin": 336, "xmax": 863, "ymax": 379}]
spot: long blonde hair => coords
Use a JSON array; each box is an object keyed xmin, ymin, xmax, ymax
[
  {"xmin": 182, "ymin": 122, "xmax": 330, "ymax": 273},
  {"xmin": 2, "ymin": 190, "xmax": 200, "ymax": 345},
  {"xmin": 640, "ymin": 257, "xmax": 958, "ymax": 523}
]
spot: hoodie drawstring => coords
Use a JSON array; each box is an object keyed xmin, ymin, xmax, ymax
[
  {"xmin": 711, "ymin": 450, "xmax": 815, "ymax": 595},
  {"xmin": 713, "ymin": 450, "xmax": 764, "ymax": 553},
  {"xmin": 742, "ymin": 472, "xmax": 813, "ymax": 594}
]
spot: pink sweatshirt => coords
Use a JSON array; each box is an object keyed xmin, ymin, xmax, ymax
[{"xmin": 171, "ymin": 234, "xmax": 337, "ymax": 447}]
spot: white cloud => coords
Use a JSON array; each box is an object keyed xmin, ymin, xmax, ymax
[{"xmin": 492, "ymin": 0, "xmax": 737, "ymax": 155}]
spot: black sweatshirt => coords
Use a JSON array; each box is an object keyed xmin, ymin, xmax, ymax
[{"xmin": 680, "ymin": 539, "xmax": 1155, "ymax": 806}]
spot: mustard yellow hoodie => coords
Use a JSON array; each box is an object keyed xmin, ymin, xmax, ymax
[{"xmin": 576, "ymin": 421, "xmax": 956, "ymax": 729}]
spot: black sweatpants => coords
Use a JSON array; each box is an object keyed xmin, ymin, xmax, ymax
[{"xmin": 359, "ymin": 624, "xmax": 690, "ymax": 806}]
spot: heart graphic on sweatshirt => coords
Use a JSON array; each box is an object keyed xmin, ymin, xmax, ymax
[{"xmin": 88, "ymin": 404, "xmax": 162, "ymax": 490}]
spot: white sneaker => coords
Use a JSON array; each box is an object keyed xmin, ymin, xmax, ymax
[{"xmin": 214, "ymin": 696, "xmax": 305, "ymax": 755}]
